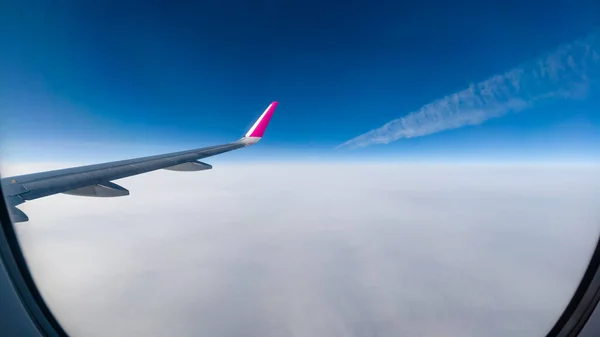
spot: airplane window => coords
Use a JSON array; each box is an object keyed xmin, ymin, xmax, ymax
[{"xmin": 1, "ymin": 1, "xmax": 600, "ymax": 337}]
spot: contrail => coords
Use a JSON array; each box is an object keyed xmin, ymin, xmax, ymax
[{"xmin": 337, "ymin": 30, "xmax": 600, "ymax": 149}]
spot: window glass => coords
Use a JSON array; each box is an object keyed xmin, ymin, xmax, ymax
[{"xmin": 2, "ymin": 1, "xmax": 600, "ymax": 337}]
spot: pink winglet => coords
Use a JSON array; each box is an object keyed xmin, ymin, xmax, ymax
[{"xmin": 245, "ymin": 101, "xmax": 278, "ymax": 138}]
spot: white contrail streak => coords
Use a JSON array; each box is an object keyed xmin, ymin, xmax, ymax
[{"xmin": 337, "ymin": 30, "xmax": 600, "ymax": 149}]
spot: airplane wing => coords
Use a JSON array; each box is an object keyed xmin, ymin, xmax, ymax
[{"xmin": 1, "ymin": 101, "xmax": 278, "ymax": 223}]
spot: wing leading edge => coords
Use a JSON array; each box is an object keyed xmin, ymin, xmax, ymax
[{"xmin": 1, "ymin": 101, "xmax": 279, "ymax": 223}]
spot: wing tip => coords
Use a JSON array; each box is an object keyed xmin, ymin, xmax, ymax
[{"xmin": 241, "ymin": 101, "xmax": 278, "ymax": 144}]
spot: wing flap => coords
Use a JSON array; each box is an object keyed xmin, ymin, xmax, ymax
[
  {"xmin": 6, "ymin": 196, "xmax": 28, "ymax": 223},
  {"xmin": 63, "ymin": 182, "xmax": 129, "ymax": 197},
  {"xmin": 8, "ymin": 205, "xmax": 28, "ymax": 223},
  {"xmin": 164, "ymin": 161, "xmax": 212, "ymax": 171}
]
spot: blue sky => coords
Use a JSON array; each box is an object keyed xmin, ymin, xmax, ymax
[{"xmin": 1, "ymin": 0, "xmax": 599, "ymax": 163}]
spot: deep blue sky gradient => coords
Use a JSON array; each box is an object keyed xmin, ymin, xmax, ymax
[{"xmin": 1, "ymin": 0, "xmax": 599, "ymax": 163}]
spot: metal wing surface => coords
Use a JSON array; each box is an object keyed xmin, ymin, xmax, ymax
[{"xmin": 1, "ymin": 102, "xmax": 278, "ymax": 222}]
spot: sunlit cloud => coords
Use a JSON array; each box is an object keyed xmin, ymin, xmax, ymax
[{"xmin": 337, "ymin": 30, "xmax": 600, "ymax": 149}]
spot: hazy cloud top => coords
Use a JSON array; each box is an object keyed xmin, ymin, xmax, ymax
[
  {"xmin": 338, "ymin": 30, "xmax": 600, "ymax": 149},
  {"xmin": 7, "ymin": 163, "xmax": 600, "ymax": 337}
]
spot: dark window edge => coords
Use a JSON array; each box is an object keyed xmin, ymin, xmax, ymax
[
  {"xmin": 0, "ymin": 184, "xmax": 69, "ymax": 337},
  {"xmin": 547, "ymin": 234, "xmax": 600, "ymax": 337}
]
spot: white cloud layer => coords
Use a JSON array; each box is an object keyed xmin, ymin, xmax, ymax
[
  {"xmin": 338, "ymin": 30, "xmax": 600, "ymax": 149},
  {"xmin": 6, "ymin": 163, "xmax": 600, "ymax": 337}
]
